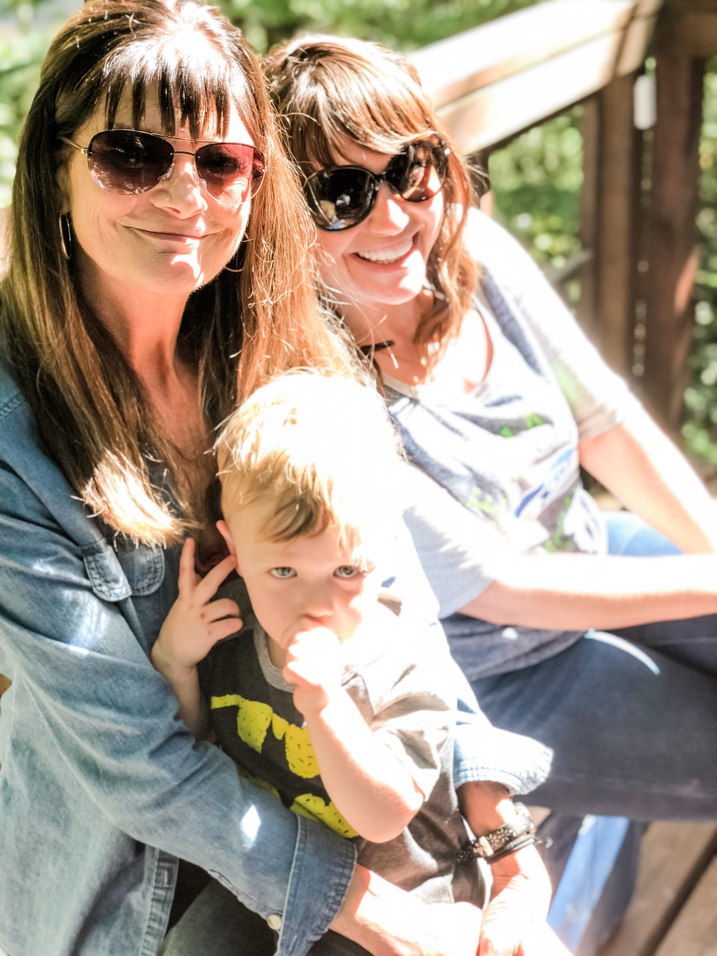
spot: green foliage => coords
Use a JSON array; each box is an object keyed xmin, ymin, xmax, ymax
[
  {"xmin": 0, "ymin": 28, "xmax": 49, "ymax": 206},
  {"xmin": 223, "ymin": 0, "xmax": 538, "ymax": 54},
  {"xmin": 489, "ymin": 110, "xmax": 583, "ymax": 276}
]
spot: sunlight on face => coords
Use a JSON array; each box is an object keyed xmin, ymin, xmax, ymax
[{"xmin": 221, "ymin": 501, "xmax": 384, "ymax": 652}]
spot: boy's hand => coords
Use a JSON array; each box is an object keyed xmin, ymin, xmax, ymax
[
  {"xmin": 283, "ymin": 626, "xmax": 343, "ymax": 716},
  {"xmin": 152, "ymin": 538, "xmax": 242, "ymax": 676}
]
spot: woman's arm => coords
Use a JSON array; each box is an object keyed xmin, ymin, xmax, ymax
[
  {"xmin": 332, "ymin": 788, "xmax": 568, "ymax": 956},
  {"xmin": 0, "ymin": 458, "xmax": 354, "ymax": 956},
  {"xmin": 404, "ymin": 453, "xmax": 717, "ymax": 633},
  {"xmin": 579, "ymin": 411, "xmax": 717, "ymax": 553},
  {"xmin": 462, "ymin": 551, "xmax": 717, "ymax": 631}
]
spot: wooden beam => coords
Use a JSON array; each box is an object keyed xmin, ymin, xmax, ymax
[
  {"xmin": 655, "ymin": 1, "xmax": 717, "ymax": 57},
  {"xmin": 642, "ymin": 54, "xmax": 704, "ymax": 431},
  {"xmin": 409, "ymin": 0, "xmax": 664, "ymax": 153}
]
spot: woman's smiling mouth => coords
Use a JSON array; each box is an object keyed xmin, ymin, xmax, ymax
[{"xmin": 355, "ymin": 236, "xmax": 414, "ymax": 264}]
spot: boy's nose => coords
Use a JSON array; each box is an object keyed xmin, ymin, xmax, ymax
[{"xmin": 301, "ymin": 583, "xmax": 334, "ymax": 619}]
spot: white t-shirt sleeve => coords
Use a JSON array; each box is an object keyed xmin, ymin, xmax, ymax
[
  {"xmin": 465, "ymin": 208, "xmax": 643, "ymax": 441},
  {"xmin": 402, "ymin": 462, "xmax": 507, "ymax": 616}
]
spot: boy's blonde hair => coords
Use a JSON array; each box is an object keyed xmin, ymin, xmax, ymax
[{"xmin": 215, "ymin": 371, "xmax": 404, "ymax": 560}]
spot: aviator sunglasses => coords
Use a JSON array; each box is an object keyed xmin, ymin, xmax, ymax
[
  {"xmin": 304, "ymin": 133, "xmax": 449, "ymax": 232},
  {"xmin": 60, "ymin": 129, "xmax": 266, "ymax": 202}
]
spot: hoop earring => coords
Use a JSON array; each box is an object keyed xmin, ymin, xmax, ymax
[
  {"xmin": 59, "ymin": 213, "xmax": 73, "ymax": 260},
  {"xmin": 224, "ymin": 247, "xmax": 243, "ymax": 274}
]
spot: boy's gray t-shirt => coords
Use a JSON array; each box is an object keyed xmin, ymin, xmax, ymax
[
  {"xmin": 392, "ymin": 210, "xmax": 642, "ymax": 679},
  {"xmin": 199, "ymin": 600, "xmax": 485, "ymax": 908}
]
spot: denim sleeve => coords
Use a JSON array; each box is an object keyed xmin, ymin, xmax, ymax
[
  {"xmin": 0, "ymin": 464, "xmax": 354, "ymax": 956},
  {"xmin": 451, "ymin": 658, "xmax": 553, "ymax": 795}
]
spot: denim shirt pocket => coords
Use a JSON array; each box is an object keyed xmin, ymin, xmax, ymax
[
  {"xmin": 82, "ymin": 538, "xmax": 165, "ymax": 600},
  {"xmin": 82, "ymin": 538, "xmax": 169, "ymax": 655}
]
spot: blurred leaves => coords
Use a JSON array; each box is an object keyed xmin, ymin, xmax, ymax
[
  {"xmin": 225, "ymin": 0, "xmax": 539, "ymax": 54},
  {"xmin": 490, "ymin": 110, "xmax": 583, "ymax": 279}
]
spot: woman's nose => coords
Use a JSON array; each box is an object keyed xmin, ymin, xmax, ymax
[
  {"xmin": 153, "ymin": 154, "xmax": 207, "ymax": 213},
  {"xmin": 368, "ymin": 182, "xmax": 410, "ymax": 232}
]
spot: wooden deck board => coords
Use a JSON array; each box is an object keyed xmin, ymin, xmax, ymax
[
  {"xmin": 655, "ymin": 855, "xmax": 717, "ymax": 955},
  {"xmin": 598, "ymin": 821, "xmax": 717, "ymax": 956}
]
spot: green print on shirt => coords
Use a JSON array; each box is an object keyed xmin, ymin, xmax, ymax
[
  {"xmin": 211, "ymin": 692, "xmax": 359, "ymax": 839},
  {"xmin": 465, "ymin": 486, "xmax": 500, "ymax": 517},
  {"xmin": 499, "ymin": 412, "xmax": 545, "ymax": 438},
  {"xmin": 544, "ymin": 494, "xmax": 575, "ymax": 552}
]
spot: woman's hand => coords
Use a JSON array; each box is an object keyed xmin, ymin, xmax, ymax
[
  {"xmin": 459, "ymin": 781, "xmax": 569, "ymax": 956},
  {"xmin": 150, "ymin": 538, "xmax": 241, "ymax": 735},
  {"xmin": 332, "ymin": 866, "xmax": 484, "ymax": 956},
  {"xmin": 479, "ymin": 844, "xmax": 570, "ymax": 956}
]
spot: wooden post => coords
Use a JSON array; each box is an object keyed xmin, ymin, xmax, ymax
[
  {"xmin": 642, "ymin": 53, "xmax": 705, "ymax": 432},
  {"xmin": 578, "ymin": 97, "xmax": 601, "ymax": 342},
  {"xmin": 582, "ymin": 73, "xmax": 643, "ymax": 377}
]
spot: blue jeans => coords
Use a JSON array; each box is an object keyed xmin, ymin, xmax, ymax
[
  {"xmin": 472, "ymin": 511, "xmax": 717, "ymax": 819},
  {"xmin": 161, "ymin": 880, "xmax": 369, "ymax": 956}
]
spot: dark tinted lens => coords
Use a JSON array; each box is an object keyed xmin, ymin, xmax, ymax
[
  {"xmin": 387, "ymin": 140, "xmax": 447, "ymax": 202},
  {"xmin": 308, "ymin": 167, "xmax": 375, "ymax": 229},
  {"xmin": 195, "ymin": 143, "xmax": 264, "ymax": 199},
  {"xmin": 88, "ymin": 130, "xmax": 173, "ymax": 193}
]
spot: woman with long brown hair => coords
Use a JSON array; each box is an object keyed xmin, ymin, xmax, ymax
[
  {"xmin": 265, "ymin": 28, "xmax": 717, "ymax": 944},
  {"xmin": 0, "ymin": 4, "xmax": 555, "ymax": 955}
]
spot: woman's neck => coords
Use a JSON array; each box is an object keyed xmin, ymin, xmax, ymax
[
  {"xmin": 342, "ymin": 292, "xmax": 425, "ymax": 352},
  {"xmin": 77, "ymin": 258, "xmax": 207, "ymax": 462},
  {"xmin": 77, "ymin": 254, "xmax": 189, "ymax": 383},
  {"xmin": 343, "ymin": 292, "xmax": 437, "ymax": 386}
]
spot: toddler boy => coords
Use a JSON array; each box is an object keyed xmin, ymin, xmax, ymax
[{"xmin": 151, "ymin": 371, "xmax": 484, "ymax": 952}]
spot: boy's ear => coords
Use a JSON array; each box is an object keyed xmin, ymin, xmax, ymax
[{"xmin": 217, "ymin": 519, "xmax": 237, "ymax": 560}]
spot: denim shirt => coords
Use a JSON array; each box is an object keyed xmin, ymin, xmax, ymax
[{"xmin": 0, "ymin": 356, "xmax": 550, "ymax": 956}]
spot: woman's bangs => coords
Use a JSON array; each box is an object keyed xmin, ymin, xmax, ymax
[
  {"xmin": 102, "ymin": 45, "xmax": 257, "ymax": 142},
  {"xmin": 318, "ymin": 74, "xmax": 433, "ymax": 163}
]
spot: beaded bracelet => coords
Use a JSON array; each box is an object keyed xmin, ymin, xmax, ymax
[
  {"xmin": 486, "ymin": 833, "xmax": 538, "ymax": 864},
  {"xmin": 457, "ymin": 832, "xmax": 538, "ymax": 865}
]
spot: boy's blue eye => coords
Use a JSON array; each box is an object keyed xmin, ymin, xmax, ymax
[
  {"xmin": 335, "ymin": 565, "xmax": 359, "ymax": 579},
  {"xmin": 270, "ymin": 567, "xmax": 296, "ymax": 578}
]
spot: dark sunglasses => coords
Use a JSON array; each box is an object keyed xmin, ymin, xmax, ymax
[
  {"xmin": 60, "ymin": 129, "xmax": 265, "ymax": 203},
  {"xmin": 304, "ymin": 134, "xmax": 449, "ymax": 232}
]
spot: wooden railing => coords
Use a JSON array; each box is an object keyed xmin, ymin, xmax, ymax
[
  {"xmin": 410, "ymin": 0, "xmax": 663, "ymax": 152},
  {"xmin": 409, "ymin": 0, "xmax": 709, "ymax": 436}
]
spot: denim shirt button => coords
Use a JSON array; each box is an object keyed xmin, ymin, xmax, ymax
[{"xmin": 267, "ymin": 914, "xmax": 282, "ymax": 931}]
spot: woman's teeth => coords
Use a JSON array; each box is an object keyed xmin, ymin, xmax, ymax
[{"xmin": 357, "ymin": 238, "xmax": 413, "ymax": 263}]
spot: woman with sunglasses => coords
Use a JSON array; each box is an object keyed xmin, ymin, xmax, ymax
[
  {"xmin": 265, "ymin": 28, "xmax": 717, "ymax": 891},
  {"xmin": 0, "ymin": 3, "xmax": 562, "ymax": 956}
]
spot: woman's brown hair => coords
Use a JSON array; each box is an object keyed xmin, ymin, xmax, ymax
[
  {"xmin": 0, "ymin": 0, "xmax": 357, "ymax": 545},
  {"xmin": 263, "ymin": 34, "xmax": 478, "ymax": 358}
]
